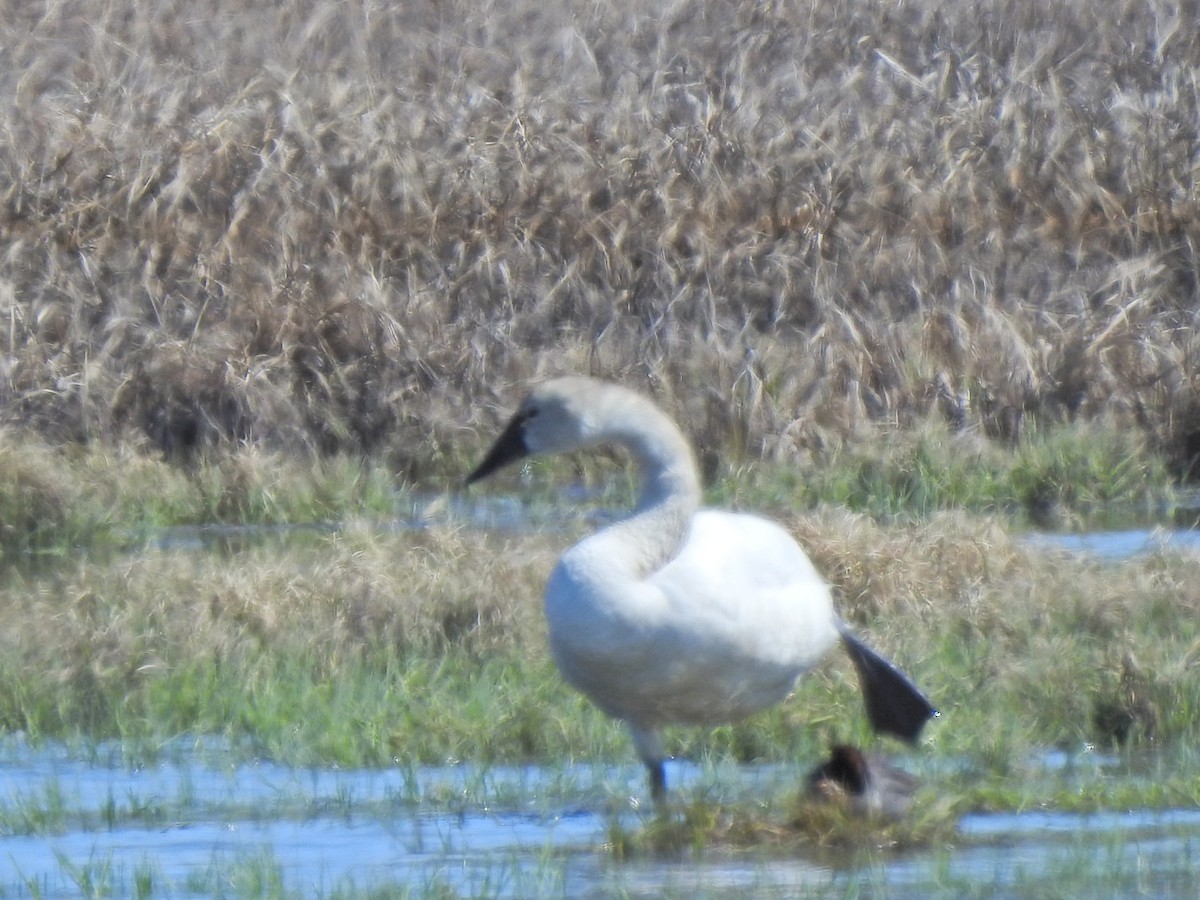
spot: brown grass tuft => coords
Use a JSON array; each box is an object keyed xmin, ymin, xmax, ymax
[{"xmin": 0, "ymin": 526, "xmax": 554, "ymax": 717}]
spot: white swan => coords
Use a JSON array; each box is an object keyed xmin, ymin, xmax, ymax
[{"xmin": 467, "ymin": 377, "xmax": 936, "ymax": 799}]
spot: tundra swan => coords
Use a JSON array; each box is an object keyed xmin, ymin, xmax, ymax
[{"xmin": 467, "ymin": 377, "xmax": 936, "ymax": 799}]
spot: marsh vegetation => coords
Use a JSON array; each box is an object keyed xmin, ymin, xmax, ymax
[
  {"xmin": 0, "ymin": 517, "xmax": 1198, "ymax": 895},
  {"xmin": 2, "ymin": 0, "xmax": 1200, "ymax": 893},
  {"xmin": 2, "ymin": 513, "xmax": 1196, "ymax": 786}
]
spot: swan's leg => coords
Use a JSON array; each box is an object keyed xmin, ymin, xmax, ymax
[
  {"xmin": 838, "ymin": 626, "xmax": 938, "ymax": 743},
  {"xmin": 630, "ymin": 725, "xmax": 667, "ymax": 802}
]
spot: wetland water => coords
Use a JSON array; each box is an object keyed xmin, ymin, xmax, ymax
[
  {"xmin": 1, "ymin": 737, "xmax": 1199, "ymax": 897},
  {"xmin": 3, "ymin": 523, "xmax": 1199, "ymax": 897}
]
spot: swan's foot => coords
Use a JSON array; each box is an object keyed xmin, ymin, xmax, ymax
[
  {"xmin": 647, "ymin": 759, "xmax": 666, "ymax": 804},
  {"xmin": 631, "ymin": 725, "xmax": 669, "ymax": 805}
]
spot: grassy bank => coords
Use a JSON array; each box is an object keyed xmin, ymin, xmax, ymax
[
  {"xmin": 0, "ymin": 415, "xmax": 1180, "ymax": 563},
  {"xmin": 1, "ymin": 514, "xmax": 1196, "ymax": 809},
  {"xmin": 1, "ymin": 0, "xmax": 1199, "ymax": 482},
  {"xmin": 0, "ymin": 431, "xmax": 408, "ymax": 560}
]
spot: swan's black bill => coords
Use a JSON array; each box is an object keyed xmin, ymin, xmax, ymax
[
  {"xmin": 466, "ymin": 413, "xmax": 530, "ymax": 485},
  {"xmin": 840, "ymin": 629, "xmax": 939, "ymax": 743}
]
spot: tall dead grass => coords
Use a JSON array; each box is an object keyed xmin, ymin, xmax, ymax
[
  {"xmin": 0, "ymin": 526, "xmax": 553, "ymax": 735},
  {"xmin": 2, "ymin": 0, "xmax": 1198, "ymax": 477}
]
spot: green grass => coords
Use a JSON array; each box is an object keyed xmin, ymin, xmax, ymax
[
  {"xmin": 0, "ymin": 515, "xmax": 1196, "ymax": 808},
  {"xmin": 715, "ymin": 418, "xmax": 1178, "ymax": 525},
  {"xmin": 0, "ymin": 424, "xmax": 1197, "ymax": 897},
  {"xmin": 0, "ymin": 433, "xmax": 409, "ymax": 561},
  {"xmin": 0, "ymin": 415, "xmax": 1184, "ymax": 564}
]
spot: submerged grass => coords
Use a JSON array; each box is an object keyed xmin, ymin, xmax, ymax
[
  {"xmin": 608, "ymin": 787, "xmax": 962, "ymax": 859},
  {"xmin": 604, "ymin": 743, "xmax": 1200, "ymax": 865}
]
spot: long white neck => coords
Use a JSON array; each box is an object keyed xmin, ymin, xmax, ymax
[{"xmin": 584, "ymin": 392, "xmax": 702, "ymax": 580}]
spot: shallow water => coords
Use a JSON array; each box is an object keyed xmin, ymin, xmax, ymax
[
  {"xmin": 1025, "ymin": 526, "xmax": 1200, "ymax": 560},
  {"xmin": 145, "ymin": 486, "xmax": 1200, "ymax": 566},
  {"xmin": 1, "ymin": 737, "xmax": 1198, "ymax": 897}
]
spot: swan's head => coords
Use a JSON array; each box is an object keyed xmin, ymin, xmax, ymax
[{"xmin": 466, "ymin": 377, "xmax": 613, "ymax": 484}]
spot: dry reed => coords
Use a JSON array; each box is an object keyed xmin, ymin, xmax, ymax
[{"xmin": 1, "ymin": 0, "xmax": 1198, "ymax": 478}]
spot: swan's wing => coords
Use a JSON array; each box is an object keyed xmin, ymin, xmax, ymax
[
  {"xmin": 651, "ymin": 510, "xmax": 839, "ymax": 668},
  {"xmin": 663, "ymin": 509, "xmax": 824, "ymax": 591},
  {"xmin": 547, "ymin": 510, "xmax": 838, "ymax": 725}
]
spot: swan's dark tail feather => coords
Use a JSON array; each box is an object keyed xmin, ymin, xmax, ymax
[{"xmin": 838, "ymin": 625, "xmax": 938, "ymax": 743}]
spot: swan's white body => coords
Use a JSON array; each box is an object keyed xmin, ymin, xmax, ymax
[
  {"xmin": 467, "ymin": 377, "xmax": 934, "ymax": 798},
  {"xmin": 547, "ymin": 509, "xmax": 837, "ymax": 727}
]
